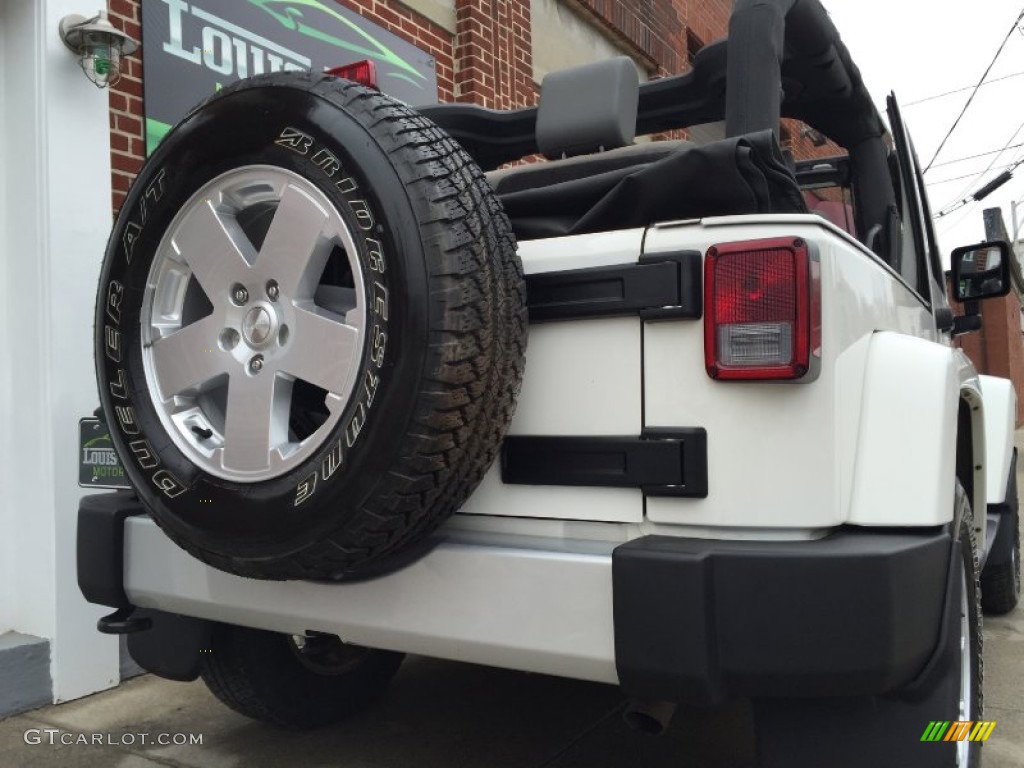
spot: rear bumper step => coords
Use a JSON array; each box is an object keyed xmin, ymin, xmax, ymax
[{"xmin": 78, "ymin": 493, "xmax": 622, "ymax": 685}]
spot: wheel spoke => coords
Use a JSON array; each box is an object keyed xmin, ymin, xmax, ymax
[
  {"xmin": 221, "ymin": 372, "xmax": 289, "ymax": 473},
  {"xmin": 172, "ymin": 200, "xmax": 256, "ymax": 299},
  {"xmin": 143, "ymin": 167, "xmax": 367, "ymax": 483},
  {"xmin": 149, "ymin": 316, "xmax": 230, "ymax": 399},
  {"xmin": 260, "ymin": 183, "xmax": 332, "ymax": 300},
  {"xmin": 282, "ymin": 308, "xmax": 360, "ymax": 394}
]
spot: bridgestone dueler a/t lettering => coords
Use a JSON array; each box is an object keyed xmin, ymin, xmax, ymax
[{"xmin": 95, "ymin": 73, "xmax": 527, "ymax": 580}]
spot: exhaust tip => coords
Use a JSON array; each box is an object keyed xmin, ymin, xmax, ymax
[{"xmin": 623, "ymin": 700, "xmax": 677, "ymax": 736}]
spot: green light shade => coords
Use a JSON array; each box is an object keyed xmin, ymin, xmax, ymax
[{"xmin": 80, "ymin": 37, "xmax": 121, "ymax": 88}]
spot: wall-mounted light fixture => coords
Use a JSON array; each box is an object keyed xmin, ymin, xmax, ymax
[
  {"xmin": 800, "ymin": 126, "xmax": 828, "ymax": 148},
  {"xmin": 58, "ymin": 10, "xmax": 138, "ymax": 88}
]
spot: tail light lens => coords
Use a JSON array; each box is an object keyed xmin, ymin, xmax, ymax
[
  {"xmin": 704, "ymin": 237, "xmax": 821, "ymax": 381},
  {"xmin": 326, "ymin": 60, "xmax": 378, "ymax": 89}
]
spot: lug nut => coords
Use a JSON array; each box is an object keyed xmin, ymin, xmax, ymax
[
  {"xmin": 249, "ymin": 355, "xmax": 264, "ymax": 374},
  {"xmin": 232, "ymin": 284, "xmax": 249, "ymax": 305},
  {"xmin": 266, "ymin": 280, "xmax": 280, "ymax": 301},
  {"xmin": 219, "ymin": 328, "xmax": 240, "ymax": 351}
]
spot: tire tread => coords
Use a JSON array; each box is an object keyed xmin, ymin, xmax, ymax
[{"xmin": 151, "ymin": 73, "xmax": 526, "ymax": 579}]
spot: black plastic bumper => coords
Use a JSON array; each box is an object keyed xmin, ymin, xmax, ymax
[
  {"xmin": 77, "ymin": 492, "xmax": 147, "ymax": 613},
  {"xmin": 613, "ymin": 528, "xmax": 953, "ymax": 706},
  {"xmin": 78, "ymin": 492, "xmax": 211, "ymax": 680}
]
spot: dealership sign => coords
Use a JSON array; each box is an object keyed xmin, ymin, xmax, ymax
[
  {"xmin": 142, "ymin": 0, "xmax": 439, "ymax": 153},
  {"xmin": 78, "ymin": 419, "xmax": 131, "ymax": 489}
]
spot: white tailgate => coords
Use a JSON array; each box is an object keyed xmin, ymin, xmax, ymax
[{"xmin": 460, "ymin": 230, "xmax": 644, "ymax": 523}]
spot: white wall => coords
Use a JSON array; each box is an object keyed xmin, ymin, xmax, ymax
[
  {"xmin": 531, "ymin": 0, "xmax": 649, "ymax": 84},
  {"xmin": 2, "ymin": 0, "xmax": 55, "ymax": 652},
  {"xmin": 0, "ymin": 0, "xmax": 12, "ymax": 639},
  {"xmin": 0, "ymin": 0, "xmax": 121, "ymax": 701},
  {"xmin": 401, "ymin": 0, "xmax": 455, "ymax": 33}
]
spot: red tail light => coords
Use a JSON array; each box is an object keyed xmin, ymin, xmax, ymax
[
  {"xmin": 327, "ymin": 60, "xmax": 378, "ymax": 89},
  {"xmin": 704, "ymin": 237, "xmax": 821, "ymax": 381}
]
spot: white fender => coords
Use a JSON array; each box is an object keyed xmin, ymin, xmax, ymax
[
  {"xmin": 978, "ymin": 374, "xmax": 1017, "ymax": 505},
  {"xmin": 848, "ymin": 332, "xmax": 961, "ymax": 526}
]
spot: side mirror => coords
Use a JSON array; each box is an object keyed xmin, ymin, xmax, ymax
[{"xmin": 951, "ymin": 241, "xmax": 1012, "ymax": 302}]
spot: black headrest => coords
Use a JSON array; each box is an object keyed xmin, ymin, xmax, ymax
[{"xmin": 536, "ymin": 57, "xmax": 640, "ymax": 159}]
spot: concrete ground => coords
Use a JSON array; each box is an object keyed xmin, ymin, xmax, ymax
[
  {"xmin": 0, "ymin": 607, "xmax": 1017, "ymax": 766},
  {"xmin": 3, "ymin": 436, "xmax": 1023, "ymax": 766}
]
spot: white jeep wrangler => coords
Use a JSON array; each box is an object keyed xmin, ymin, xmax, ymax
[{"xmin": 79, "ymin": 0, "xmax": 1020, "ymax": 765}]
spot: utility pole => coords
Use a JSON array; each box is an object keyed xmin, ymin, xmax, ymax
[{"xmin": 983, "ymin": 207, "xmax": 1010, "ymax": 241}]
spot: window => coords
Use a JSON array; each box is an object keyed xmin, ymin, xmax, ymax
[
  {"xmin": 686, "ymin": 28, "xmax": 705, "ymax": 64},
  {"xmin": 886, "ymin": 96, "xmax": 933, "ymax": 303},
  {"xmin": 795, "ymin": 157, "xmax": 857, "ymax": 239}
]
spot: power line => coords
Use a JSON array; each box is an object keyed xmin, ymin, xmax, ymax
[
  {"xmin": 929, "ymin": 162, "xmax": 1019, "ymax": 186},
  {"xmin": 933, "ymin": 117, "xmax": 1024, "ymax": 214},
  {"xmin": 934, "ymin": 159, "xmax": 1024, "ymax": 217},
  {"xmin": 904, "ymin": 70, "xmax": 1024, "ymax": 107},
  {"xmin": 930, "ymin": 142, "xmax": 1024, "ymax": 170},
  {"xmin": 937, "ymin": 200, "xmax": 983, "ymax": 238},
  {"xmin": 1010, "ymin": 191, "xmax": 1024, "ymax": 241},
  {"xmin": 937, "ymin": 173, "xmax": 1024, "ymax": 239},
  {"xmin": 923, "ymin": 5, "xmax": 1024, "ymax": 173},
  {"xmin": 933, "ymin": 150, "xmax": 1024, "ymax": 217}
]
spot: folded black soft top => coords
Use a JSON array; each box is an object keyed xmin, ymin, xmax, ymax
[{"xmin": 496, "ymin": 130, "xmax": 807, "ymax": 240}]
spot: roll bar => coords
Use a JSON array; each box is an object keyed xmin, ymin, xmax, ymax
[
  {"xmin": 726, "ymin": 0, "xmax": 886, "ymax": 146},
  {"xmin": 418, "ymin": 0, "xmax": 886, "ymax": 170}
]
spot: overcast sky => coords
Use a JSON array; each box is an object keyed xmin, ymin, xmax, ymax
[{"xmin": 823, "ymin": 0, "xmax": 1024, "ymax": 260}]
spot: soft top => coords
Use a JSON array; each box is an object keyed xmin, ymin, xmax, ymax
[{"xmin": 496, "ymin": 131, "xmax": 807, "ymax": 240}]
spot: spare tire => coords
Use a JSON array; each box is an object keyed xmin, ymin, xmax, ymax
[{"xmin": 95, "ymin": 73, "xmax": 526, "ymax": 580}]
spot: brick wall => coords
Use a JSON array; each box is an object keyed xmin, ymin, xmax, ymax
[
  {"xmin": 454, "ymin": 0, "xmax": 534, "ymax": 109},
  {"xmin": 575, "ymin": 0, "xmax": 682, "ymax": 72},
  {"xmin": 984, "ymin": 292, "xmax": 1024, "ymax": 426},
  {"xmin": 107, "ymin": 0, "xmax": 144, "ymax": 216},
  {"xmin": 678, "ymin": 0, "xmax": 731, "ymax": 63},
  {"xmin": 781, "ymin": 119, "xmax": 843, "ymax": 162},
  {"xmin": 573, "ymin": 0, "xmax": 733, "ymax": 76},
  {"xmin": 950, "ymin": 285, "xmax": 1024, "ymax": 426}
]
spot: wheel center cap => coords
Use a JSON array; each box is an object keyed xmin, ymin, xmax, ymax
[{"xmin": 243, "ymin": 305, "xmax": 275, "ymax": 346}]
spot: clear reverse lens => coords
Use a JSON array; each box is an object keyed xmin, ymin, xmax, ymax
[{"xmin": 718, "ymin": 322, "xmax": 793, "ymax": 366}]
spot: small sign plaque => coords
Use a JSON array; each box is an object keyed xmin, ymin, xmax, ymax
[{"xmin": 79, "ymin": 418, "xmax": 132, "ymax": 490}]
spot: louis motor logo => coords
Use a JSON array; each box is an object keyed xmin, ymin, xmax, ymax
[
  {"xmin": 161, "ymin": 0, "xmax": 310, "ymax": 80},
  {"xmin": 144, "ymin": 0, "xmax": 438, "ymax": 154},
  {"xmin": 78, "ymin": 419, "xmax": 131, "ymax": 489}
]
